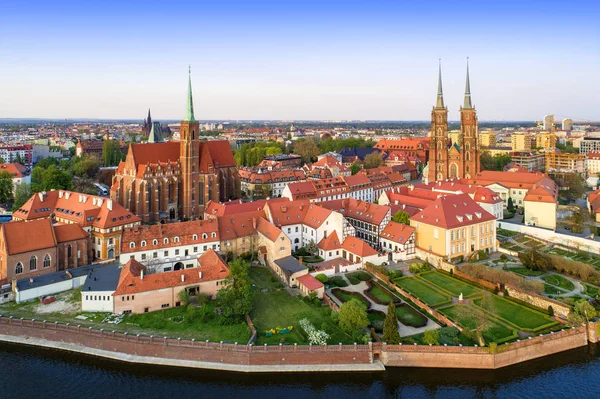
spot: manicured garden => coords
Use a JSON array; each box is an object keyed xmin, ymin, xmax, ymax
[
  {"xmin": 514, "ymin": 236, "xmax": 545, "ymax": 249},
  {"xmin": 330, "ymin": 288, "xmax": 371, "ymax": 309},
  {"xmin": 395, "ymin": 304, "xmax": 428, "ymax": 328},
  {"xmin": 509, "ymin": 267, "xmax": 545, "ymax": 277},
  {"xmin": 364, "ymin": 281, "xmax": 398, "ymax": 305},
  {"xmin": 367, "ymin": 310, "xmax": 386, "ymax": 332},
  {"xmin": 418, "ymin": 271, "xmax": 481, "ymax": 298},
  {"xmin": 473, "ymin": 295, "xmax": 558, "ymax": 332},
  {"xmin": 393, "ymin": 277, "xmax": 451, "ymax": 307},
  {"xmin": 500, "ymin": 242, "xmax": 524, "ymax": 252},
  {"xmin": 497, "ymin": 228, "xmax": 519, "ymax": 237},
  {"xmin": 583, "ymin": 284, "xmax": 599, "ymax": 298},
  {"xmin": 544, "ymin": 284, "xmax": 566, "ymax": 295},
  {"xmin": 327, "ymin": 276, "xmax": 349, "ymax": 288},
  {"xmin": 546, "ymin": 247, "xmax": 600, "ymax": 269},
  {"xmin": 542, "ymin": 274, "xmax": 575, "ymax": 291},
  {"xmin": 438, "ymin": 304, "xmax": 518, "ymax": 344}
]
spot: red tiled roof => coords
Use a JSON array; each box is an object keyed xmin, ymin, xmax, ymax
[
  {"xmin": 296, "ymin": 274, "xmax": 324, "ymax": 291},
  {"xmin": 320, "ymin": 198, "xmax": 390, "ymax": 225},
  {"xmin": 0, "ymin": 163, "xmax": 26, "ymax": 178},
  {"xmin": 1, "ymin": 219, "xmax": 56, "ymax": 255},
  {"xmin": 114, "ymin": 249, "xmax": 229, "ymax": 295},
  {"xmin": 410, "ymin": 193, "xmax": 496, "ymax": 229},
  {"xmin": 317, "ymin": 231, "xmax": 341, "ymax": 251},
  {"xmin": 380, "ymin": 221, "xmax": 415, "ymax": 244},
  {"xmin": 256, "ymin": 217, "xmax": 283, "ymax": 242},
  {"xmin": 53, "ymin": 223, "xmax": 89, "ymax": 243},
  {"xmin": 217, "ymin": 210, "xmax": 264, "ymax": 240},
  {"xmin": 342, "ymin": 236, "xmax": 378, "ymax": 257}
]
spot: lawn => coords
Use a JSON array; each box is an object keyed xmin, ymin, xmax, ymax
[
  {"xmin": 395, "ymin": 304, "xmax": 428, "ymax": 328},
  {"xmin": 252, "ymin": 290, "xmax": 353, "ymax": 345},
  {"xmin": 418, "ymin": 271, "xmax": 480, "ymax": 298},
  {"xmin": 584, "ymin": 284, "xmax": 599, "ymax": 298},
  {"xmin": 509, "ymin": 267, "xmax": 545, "ymax": 277},
  {"xmin": 250, "ymin": 267, "xmax": 285, "ymax": 290},
  {"xmin": 438, "ymin": 304, "xmax": 518, "ymax": 344},
  {"xmin": 365, "ymin": 282, "xmax": 397, "ymax": 304},
  {"xmin": 544, "ymin": 284, "xmax": 566, "ymax": 295},
  {"xmin": 368, "ymin": 310, "xmax": 386, "ymax": 332},
  {"xmin": 393, "ymin": 277, "xmax": 451, "ymax": 307},
  {"xmin": 473, "ymin": 295, "xmax": 558, "ymax": 332},
  {"xmin": 346, "ymin": 271, "xmax": 372, "ymax": 285},
  {"xmin": 542, "ymin": 274, "xmax": 575, "ymax": 291},
  {"xmin": 497, "ymin": 228, "xmax": 519, "ymax": 237}
]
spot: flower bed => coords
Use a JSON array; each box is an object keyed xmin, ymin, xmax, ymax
[
  {"xmin": 363, "ymin": 280, "xmax": 402, "ymax": 305},
  {"xmin": 346, "ymin": 271, "xmax": 373, "ymax": 285},
  {"xmin": 367, "ymin": 310, "xmax": 386, "ymax": 332}
]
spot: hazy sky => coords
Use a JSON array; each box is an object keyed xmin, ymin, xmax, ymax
[{"xmin": 1, "ymin": 0, "xmax": 599, "ymax": 121}]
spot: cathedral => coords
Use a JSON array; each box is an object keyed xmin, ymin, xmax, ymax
[
  {"xmin": 110, "ymin": 71, "xmax": 241, "ymax": 224},
  {"xmin": 425, "ymin": 60, "xmax": 480, "ymax": 183}
]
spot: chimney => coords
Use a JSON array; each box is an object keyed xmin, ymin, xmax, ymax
[
  {"xmin": 65, "ymin": 192, "xmax": 71, "ymax": 199},
  {"xmin": 38, "ymin": 192, "xmax": 44, "ymax": 201},
  {"xmin": 199, "ymin": 271, "xmax": 203, "ymax": 279},
  {"xmin": 140, "ymin": 270, "xmax": 144, "ymax": 280},
  {"xmin": 107, "ymin": 199, "xmax": 113, "ymax": 211},
  {"xmin": 181, "ymin": 274, "xmax": 185, "ymax": 282},
  {"xmin": 59, "ymin": 191, "xmax": 63, "ymax": 198},
  {"xmin": 98, "ymin": 198, "xmax": 103, "ymax": 207}
]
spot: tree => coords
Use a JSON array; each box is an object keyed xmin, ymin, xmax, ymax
[
  {"xmin": 216, "ymin": 258, "xmax": 253, "ymax": 322},
  {"xmin": 350, "ymin": 162, "xmax": 362, "ymax": 175},
  {"xmin": 423, "ymin": 329, "xmax": 440, "ymax": 345},
  {"xmin": 102, "ymin": 140, "xmax": 125, "ymax": 167},
  {"xmin": 382, "ymin": 302, "xmax": 401, "ymax": 344},
  {"xmin": 481, "ymin": 151, "xmax": 511, "ymax": 171},
  {"xmin": 363, "ymin": 152, "xmax": 384, "ymax": 169},
  {"xmin": 453, "ymin": 295, "xmax": 496, "ymax": 346},
  {"xmin": 507, "ymin": 197, "xmax": 515, "ymax": 212},
  {"xmin": 41, "ymin": 165, "xmax": 72, "ymax": 191},
  {"xmin": 392, "ymin": 210, "xmax": 410, "ymax": 225},
  {"xmin": 338, "ymin": 298, "xmax": 370, "ymax": 334},
  {"xmin": 11, "ymin": 183, "xmax": 31, "ymax": 211},
  {"xmin": 305, "ymin": 240, "xmax": 318, "ymax": 256},
  {"xmin": 574, "ymin": 300, "xmax": 597, "ymax": 321},
  {"xmin": 0, "ymin": 171, "xmax": 14, "ymax": 204},
  {"xmin": 293, "ymin": 138, "xmax": 320, "ymax": 164}
]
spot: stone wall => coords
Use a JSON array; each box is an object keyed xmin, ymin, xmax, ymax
[{"xmin": 505, "ymin": 285, "xmax": 571, "ymax": 318}]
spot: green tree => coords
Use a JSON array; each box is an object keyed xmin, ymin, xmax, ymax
[
  {"xmin": 0, "ymin": 170, "xmax": 14, "ymax": 204},
  {"xmin": 507, "ymin": 197, "xmax": 515, "ymax": 212},
  {"xmin": 574, "ymin": 300, "xmax": 597, "ymax": 321},
  {"xmin": 12, "ymin": 183, "xmax": 31, "ymax": 211},
  {"xmin": 480, "ymin": 151, "xmax": 512, "ymax": 171},
  {"xmin": 454, "ymin": 295, "xmax": 496, "ymax": 346},
  {"xmin": 41, "ymin": 165, "xmax": 72, "ymax": 191},
  {"xmin": 293, "ymin": 138, "xmax": 320, "ymax": 164},
  {"xmin": 392, "ymin": 210, "xmax": 410, "ymax": 225},
  {"xmin": 363, "ymin": 152, "xmax": 384, "ymax": 169},
  {"xmin": 382, "ymin": 302, "xmax": 401, "ymax": 344},
  {"xmin": 423, "ymin": 329, "xmax": 440, "ymax": 345},
  {"xmin": 216, "ymin": 258, "xmax": 253, "ymax": 322},
  {"xmin": 71, "ymin": 155, "xmax": 101, "ymax": 178},
  {"xmin": 0, "ymin": 157, "xmax": 5, "ymax": 164},
  {"xmin": 350, "ymin": 162, "xmax": 362, "ymax": 175},
  {"xmin": 338, "ymin": 298, "xmax": 370, "ymax": 334}
]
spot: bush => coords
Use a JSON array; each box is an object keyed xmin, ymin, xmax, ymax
[
  {"xmin": 315, "ymin": 273, "xmax": 328, "ymax": 283},
  {"xmin": 478, "ymin": 250, "xmax": 489, "ymax": 260},
  {"xmin": 460, "ymin": 263, "xmax": 543, "ymax": 294},
  {"xmin": 388, "ymin": 270, "xmax": 402, "ymax": 280},
  {"xmin": 423, "ymin": 329, "xmax": 440, "ymax": 345},
  {"xmin": 409, "ymin": 262, "xmax": 432, "ymax": 274},
  {"xmin": 438, "ymin": 327, "xmax": 460, "ymax": 346},
  {"xmin": 548, "ymin": 305, "xmax": 554, "ymax": 317}
]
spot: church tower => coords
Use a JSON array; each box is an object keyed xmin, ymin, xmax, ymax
[
  {"xmin": 428, "ymin": 60, "xmax": 449, "ymax": 183},
  {"xmin": 180, "ymin": 68, "xmax": 200, "ymax": 220},
  {"xmin": 459, "ymin": 59, "xmax": 479, "ymax": 179}
]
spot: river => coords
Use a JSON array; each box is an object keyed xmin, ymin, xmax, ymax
[{"xmin": 1, "ymin": 342, "xmax": 599, "ymax": 399}]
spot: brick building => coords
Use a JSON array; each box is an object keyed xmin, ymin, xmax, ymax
[{"xmin": 111, "ymin": 72, "xmax": 240, "ymax": 223}]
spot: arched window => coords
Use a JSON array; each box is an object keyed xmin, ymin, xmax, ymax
[
  {"xmin": 174, "ymin": 236, "xmax": 180, "ymax": 243},
  {"xmin": 29, "ymin": 256, "xmax": 37, "ymax": 271},
  {"xmin": 437, "ymin": 152, "xmax": 442, "ymax": 161},
  {"xmin": 211, "ymin": 232, "xmax": 216, "ymax": 238},
  {"xmin": 465, "ymin": 142, "xmax": 471, "ymax": 151},
  {"xmin": 15, "ymin": 262, "xmax": 23, "ymax": 275},
  {"xmin": 202, "ymin": 233, "xmax": 208, "ymax": 239},
  {"xmin": 141, "ymin": 240, "xmax": 146, "ymax": 247},
  {"xmin": 152, "ymin": 239, "xmax": 158, "ymax": 246},
  {"xmin": 44, "ymin": 254, "xmax": 51, "ymax": 268},
  {"xmin": 163, "ymin": 238, "xmax": 169, "ymax": 244},
  {"xmin": 192, "ymin": 234, "xmax": 198, "ymax": 240},
  {"xmin": 466, "ymin": 152, "xmax": 471, "ymax": 161},
  {"xmin": 130, "ymin": 242, "xmax": 136, "ymax": 249}
]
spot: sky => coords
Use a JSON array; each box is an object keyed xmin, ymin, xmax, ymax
[{"xmin": 0, "ymin": 0, "xmax": 599, "ymax": 121}]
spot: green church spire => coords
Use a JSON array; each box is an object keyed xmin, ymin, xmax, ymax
[
  {"xmin": 463, "ymin": 58, "xmax": 473, "ymax": 109},
  {"xmin": 436, "ymin": 59, "xmax": 445, "ymax": 109},
  {"xmin": 185, "ymin": 66, "xmax": 195, "ymax": 121}
]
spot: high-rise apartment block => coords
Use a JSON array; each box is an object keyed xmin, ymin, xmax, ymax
[
  {"xmin": 511, "ymin": 132, "xmax": 532, "ymax": 151},
  {"xmin": 479, "ymin": 130, "xmax": 496, "ymax": 147}
]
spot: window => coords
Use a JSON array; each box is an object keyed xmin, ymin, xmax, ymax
[
  {"xmin": 141, "ymin": 240, "xmax": 147, "ymax": 247},
  {"xmin": 15, "ymin": 262, "xmax": 23, "ymax": 274},
  {"xmin": 192, "ymin": 234, "xmax": 198, "ymax": 240},
  {"xmin": 43, "ymin": 254, "xmax": 51, "ymax": 268},
  {"xmin": 29, "ymin": 256, "xmax": 37, "ymax": 271},
  {"xmin": 164, "ymin": 251, "xmax": 169, "ymax": 257},
  {"xmin": 161, "ymin": 304, "xmax": 170, "ymax": 308},
  {"xmin": 153, "ymin": 239, "xmax": 158, "ymax": 246},
  {"xmin": 153, "ymin": 252, "xmax": 158, "ymax": 259},
  {"xmin": 193, "ymin": 246, "xmax": 198, "ymax": 253},
  {"xmin": 175, "ymin": 249, "xmax": 180, "ymax": 255},
  {"xmin": 163, "ymin": 238, "xmax": 169, "ymax": 244},
  {"xmin": 202, "ymin": 233, "xmax": 208, "ymax": 239},
  {"xmin": 130, "ymin": 242, "xmax": 135, "ymax": 249},
  {"xmin": 174, "ymin": 237, "xmax": 180, "ymax": 243},
  {"xmin": 141, "ymin": 254, "xmax": 147, "ymax": 260},
  {"xmin": 211, "ymin": 232, "xmax": 216, "ymax": 238}
]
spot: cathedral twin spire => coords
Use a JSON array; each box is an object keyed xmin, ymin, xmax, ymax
[
  {"xmin": 436, "ymin": 59, "xmax": 473, "ymax": 109},
  {"xmin": 185, "ymin": 66, "xmax": 196, "ymax": 122}
]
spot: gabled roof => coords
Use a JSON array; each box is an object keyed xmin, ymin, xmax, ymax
[
  {"xmin": 318, "ymin": 231, "xmax": 341, "ymax": 251},
  {"xmin": 380, "ymin": 221, "xmax": 415, "ymax": 244},
  {"xmin": 54, "ymin": 223, "xmax": 89, "ymax": 243},
  {"xmin": 410, "ymin": 193, "xmax": 496, "ymax": 229},
  {"xmin": 320, "ymin": 198, "xmax": 390, "ymax": 225},
  {"xmin": 217, "ymin": 210, "xmax": 264, "ymax": 240},
  {"xmin": 0, "ymin": 163, "xmax": 26, "ymax": 178},
  {"xmin": 1, "ymin": 219, "xmax": 56, "ymax": 255},
  {"xmin": 256, "ymin": 217, "xmax": 284, "ymax": 242},
  {"xmin": 296, "ymin": 274, "xmax": 324, "ymax": 291},
  {"xmin": 342, "ymin": 236, "xmax": 378, "ymax": 257}
]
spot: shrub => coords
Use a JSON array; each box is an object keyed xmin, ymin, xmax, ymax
[
  {"xmin": 460, "ymin": 263, "xmax": 543, "ymax": 294},
  {"xmin": 178, "ymin": 290, "xmax": 191, "ymax": 306},
  {"xmin": 409, "ymin": 262, "xmax": 432, "ymax": 274},
  {"xmin": 423, "ymin": 329, "xmax": 440, "ymax": 345},
  {"xmin": 478, "ymin": 250, "xmax": 489, "ymax": 260},
  {"xmin": 299, "ymin": 318, "xmax": 330, "ymax": 345},
  {"xmin": 388, "ymin": 270, "xmax": 402, "ymax": 280},
  {"xmin": 315, "ymin": 273, "xmax": 328, "ymax": 283},
  {"xmin": 338, "ymin": 298, "xmax": 370, "ymax": 333},
  {"xmin": 438, "ymin": 327, "xmax": 460, "ymax": 346},
  {"xmin": 548, "ymin": 305, "xmax": 554, "ymax": 317}
]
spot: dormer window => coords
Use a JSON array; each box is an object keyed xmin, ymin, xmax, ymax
[
  {"xmin": 192, "ymin": 234, "xmax": 198, "ymax": 240},
  {"xmin": 202, "ymin": 233, "xmax": 208, "ymax": 239},
  {"xmin": 174, "ymin": 237, "xmax": 180, "ymax": 243},
  {"xmin": 141, "ymin": 240, "xmax": 146, "ymax": 247},
  {"xmin": 152, "ymin": 239, "xmax": 158, "ymax": 246},
  {"xmin": 211, "ymin": 232, "xmax": 216, "ymax": 238},
  {"xmin": 163, "ymin": 238, "xmax": 169, "ymax": 244},
  {"xmin": 130, "ymin": 242, "xmax": 135, "ymax": 249}
]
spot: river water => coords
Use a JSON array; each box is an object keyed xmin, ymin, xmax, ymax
[{"xmin": 1, "ymin": 342, "xmax": 600, "ymax": 399}]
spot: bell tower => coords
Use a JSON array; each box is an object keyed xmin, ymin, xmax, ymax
[
  {"xmin": 180, "ymin": 67, "xmax": 200, "ymax": 220},
  {"xmin": 459, "ymin": 58, "xmax": 479, "ymax": 179},
  {"xmin": 428, "ymin": 60, "xmax": 449, "ymax": 183}
]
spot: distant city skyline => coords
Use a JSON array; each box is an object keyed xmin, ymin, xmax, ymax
[{"xmin": 1, "ymin": 0, "xmax": 598, "ymax": 121}]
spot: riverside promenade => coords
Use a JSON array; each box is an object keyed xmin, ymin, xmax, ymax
[{"xmin": 0, "ymin": 316, "xmax": 595, "ymax": 372}]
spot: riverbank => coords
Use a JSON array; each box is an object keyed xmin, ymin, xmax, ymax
[{"xmin": 0, "ymin": 315, "xmax": 595, "ymax": 372}]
